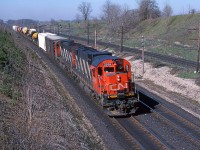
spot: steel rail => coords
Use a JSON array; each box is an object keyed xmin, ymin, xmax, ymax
[
  {"xmin": 138, "ymin": 98, "xmax": 200, "ymax": 146},
  {"xmin": 64, "ymin": 34, "xmax": 197, "ymax": 68}
]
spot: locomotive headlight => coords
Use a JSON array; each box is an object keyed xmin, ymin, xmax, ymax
[{"xmin": 117, "ymin": 75, "xmax": 121, "ymax": 82}]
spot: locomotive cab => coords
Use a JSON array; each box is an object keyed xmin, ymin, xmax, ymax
[{"xmin": 91, "ymin": 56, "xmax": 136, "ymax": 116}]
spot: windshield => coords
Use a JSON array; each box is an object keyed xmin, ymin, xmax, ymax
[{"xmin": 104, "ymin": 67, "xmax": 114, "ymax": 72}]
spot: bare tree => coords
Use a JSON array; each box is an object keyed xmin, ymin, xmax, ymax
[
  {"xmin": 102, "ymin": 1, "xmax": 140, "ymax": 33},
  {"xmin": 75, "ymin": 14, "xmax": 81, "ymax": 24},
  {"xmin": 162, "ymin": 3, "xmax": 173, "ymax": 17},
  {"xmin": 120, "ymin": 5, "xmax": 140, "ymax": 30},
  {"xmin": 78, "ymin": 2, "xmax": 92, "ymax": 21},
  {"xmin": 102, "ymin": 0, "xmax": 122, "ymax": 32},
  {"xmin": 119, "ymin": 4, "xmax": 130, "ymax": 26},
  {"xmin": 191, "ymin": 9, "xmax": 196, "ymax": 14},
  {"xmin": 102, "ymin": 0, "xmax": 112, "ymax": 24},
  {"xmin": 102, "ymin": 1, "xmax": 139, "ymax": 32},
  {"xmin": 138, "ymin": 0, "xmax": 161, "ymax": 21}
]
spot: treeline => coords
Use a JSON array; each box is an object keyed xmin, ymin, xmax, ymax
[
  {"xmin": 76, "ymin": 0, "xmax": 173, "ymax": 33},
  {"xmin": 7, "ymin": 19, "xmax": 38, "ymax": 27},
  {"xmin": 76, "ymin": 0, "xmax": 198, "ymax": 33}
]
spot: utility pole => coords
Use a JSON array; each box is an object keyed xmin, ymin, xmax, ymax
[
  {"xmin": 68, "ymin": 23, "xmax": 71, "ymax": 40},
  {"xmin": 197, "ymin": 23, "xmax": 200, "ymax": 72},
  {"xmin": 59, "ymin": 24, "xmax": 62, "ymax": 34},
  {"xmin": 189, "ymin": 23, "xmax": 200, "ymax": 72},
  {"xmin": 120, "ymin": 26, "xmax": 124, "ymax": 52},
  {"xmin": 87, "ymin": 22, "xmax": 89, "ymax": 45},
  {"xmin": 37, "ymin": 23, "xmax": 39, "ymax": 33},
  {"xmin": 142, "ymin": 36, "xmax": 145, "ymax": 75},
  {"xmin": 57, "ymin": 24, "xmax": 62, "ymax": 35},
  {"xmin": 57, "ymin": 24, "xmax": 59, "ymax": 35},
  {"xmin": 95, "ymin": 26, "xmax": 97, "ymax": 49}
]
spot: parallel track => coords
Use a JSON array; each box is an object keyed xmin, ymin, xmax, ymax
[
  {"xmin": 137, "ymin": 96, "xmax": 200, "ymax": 148},
  {"xmin": 113, "ymin": 117, "xmax": 171, "ymax": 149},
  {"xmin": 63, "ymin": 35, "xmax": 197, "ymax": 68}
]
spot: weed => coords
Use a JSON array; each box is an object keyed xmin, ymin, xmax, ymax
[
  {"xmin": 177, "ymin": 70, "xmax": 200, "ymax": 79},
  {"xmin": 0, "ymin": 30, "xmax": 25, "ymax": 99}
]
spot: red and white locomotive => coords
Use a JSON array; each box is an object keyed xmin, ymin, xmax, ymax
[{"xmin": 14, "ymin": 26, "xmax": 138, "ymax": 116}]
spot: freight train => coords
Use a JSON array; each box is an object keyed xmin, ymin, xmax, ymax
[{"xmin": 12, "ymin": 25, "xmax": 138, "ymax": 117}]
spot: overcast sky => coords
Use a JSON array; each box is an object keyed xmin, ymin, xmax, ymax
[{"xmin": 0, "ymin": 0, "xmax": 199, "ymax": 21}]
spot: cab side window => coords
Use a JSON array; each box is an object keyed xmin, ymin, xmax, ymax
[
  {"xmin": 92, "ymin": 69, "xmax": 95, "ymax": 77},
  {"xmin": 126, "ymin": 65, "xmax": 129, "ymax": 72},
  {"xmin": 98, "ymin": 67, "xmax": 102, "ymax": 76}
]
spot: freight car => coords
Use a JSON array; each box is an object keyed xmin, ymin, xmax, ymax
[
  {"xmin": 22, "ymin": 27, "xmax": 28, "ymax": 34},
  {"xmin": 13, "ymin": 26, "xmax": 138, "ymax": 116}
]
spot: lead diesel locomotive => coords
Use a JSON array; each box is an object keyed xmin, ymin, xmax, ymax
[
  {"xmin": 13, "ymin": 26, "xmax": 137, "ymax": 116},
  {"xmin": 57, "ymin": 40, "xmax": 137, "ymax": 116}
]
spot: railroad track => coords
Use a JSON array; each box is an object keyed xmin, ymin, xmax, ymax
[
  {"xmin": 62, "ymin": 34, "xmax": 197, "ymax": 69},
  {"xmin": 109, "ymin": 98, "xmax": 200, "ymax": 150},
  {"xmin": 18, "ymin": 31, "xmax": 200, "ymax": 149},
  {"xmin": 136, "ymin": 93, "xmax": 200, "ymax": 149},
  {"xmin": 111, "ymin": 117, "xmax": 171, "ymax": 149}
]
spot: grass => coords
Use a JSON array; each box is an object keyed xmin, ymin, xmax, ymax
[
  {"xmin": 177, "ymin": 70, "xmax": 200, "ymax": 79},
  {"xmin": 0, "ymin": 30, "xmax": 25, "ymax": 99},
  {"xmin": 90, "ymin": 15, "xmax": 200, "ymax": 61},
  {"xmin": 66, "ymin": 15, "xmax": 200, "ymax": 79},
  {"xmin": 149, "ymin": 43, "xmax": 197, "ymax": 61},
  {"xmin": 72, "ymin": 14, "xmax": 200, "ymax": 62}
]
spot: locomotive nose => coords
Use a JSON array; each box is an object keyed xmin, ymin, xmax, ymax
[{"xmin": 117, "ymin": 75, "xmax": 121, "ymax": 82}]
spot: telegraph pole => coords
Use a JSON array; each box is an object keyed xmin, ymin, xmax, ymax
[
  {"xmin": 57, "ymin": 24, "xmax": 59, "ymax": 35},
  {"xmin": 54, "ymin": 26, "xmax": 55, "ymax": 34},
  {"xmin": 142, "ymin": 36, "xmax": 145, "ymax": 75},
  {"xmin": 87, "ymin": 22, "xmax": 89, "ymax": 45},
  {"xmin": 120, "ymin": 26, "xmax": 124, "ymax": 52},
  {"xmin": 95, "ymin": 27, "xmax": 97, "ymax": 49},
  {"xmin": 68, "ymin": 23, "xmax": 71, "ymax": 40},
  {"xmin": 197, "ymin": 23, "xmax": 200, "ymax": 72},
  {"xmin": 189, "ymin": 23, "xmax": 200, "ymax": 72}
]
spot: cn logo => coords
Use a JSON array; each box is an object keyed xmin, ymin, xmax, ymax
[{"xmin": 110, "ymin": 83, "xmax": 127, "ymax": 91}]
